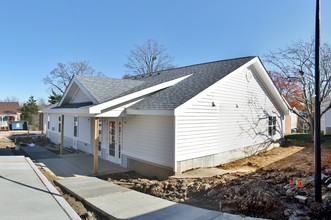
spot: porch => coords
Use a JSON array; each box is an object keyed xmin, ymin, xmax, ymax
[{"xmin": 21, "ymin": 145, "xmax": 129, "ymax": 178}]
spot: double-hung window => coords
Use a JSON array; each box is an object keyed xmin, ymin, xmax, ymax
[
  {"xmin": 74, "ymin": 116, "xmax": 79, "ymax": 137},
  {"xmin": 47, "ymin": 114, "xmax": 50, "ymax": 129},
  {"xmin": 98, "ymin": 120, "xmax": 102, "ymax": 151},
  {"xmin": 58, "ymin": 116, "xmax": 61, "ymax": 132},
  {"xmin": 268, "ymin": 116, "xmax": 277, "ymax": 136}
]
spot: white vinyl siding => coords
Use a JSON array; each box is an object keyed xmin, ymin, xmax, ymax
[
  {"xmin": 47, "ymin": 114, "xmax": 61, "ymax": 144},
  {"xmin": 63, "ymin": 115, "xmax": 74, "ymax": 137},
  {"xmin": 77, "ymin": 116, "xmax": 91, "ymax": 146},
  {"xmin": 49, "ymin": 114, "xmax": 59, "ymax": 132},
  {"xmin": 175, "ymin": 67, "xmax": 283, "ymax": 162},
  {"xmin": 46, "ymin": 114, "xmax": 91, "ymax": 151},
  {"xmin": 123, "ymin": 115, "xmax": 174, "ymax": 168}
]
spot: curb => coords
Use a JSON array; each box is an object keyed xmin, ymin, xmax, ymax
[{"xmin": 26, "ymin": 157, "xmax": 81, "ymax": 220}]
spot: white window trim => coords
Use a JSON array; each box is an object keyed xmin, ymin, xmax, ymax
[{"xmin": 268, "ymin": 115, "xmax": 277, "ymax": 136}]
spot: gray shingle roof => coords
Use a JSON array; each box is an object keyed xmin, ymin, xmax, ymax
[
  {"xmin": 70, "ymin": 57, "xmax": 255, "ymax": 111},
  {"xmin": 128, "ymin": 56, "xmax": 255, "ymax": 110},
  {"xmin": 75, "ymin": 75, "xmax": 144, "ymax": 103},
  {"xmin": 108, "ymin": 66, "xmax": 195, "ymax": 100}
]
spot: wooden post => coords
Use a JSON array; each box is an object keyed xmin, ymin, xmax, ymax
[
  {"xmin": 93, "ymin": 117, "xmax": 99, "ymax": 176},
  {"xmin": 60, "ymin": 115, "xmax": 64, "ymax": 155}
]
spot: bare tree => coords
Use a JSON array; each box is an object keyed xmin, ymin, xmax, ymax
[
  {"xmin": 37, "ymin": 97, "xmax": 48, "ymax": 110},
  {"xmin": 43, "ymin": 61, "xmax": 104, "ymax": 95},
  {"xmin": 264, "ymin": 39, "xmax": 331, "ymax": 135},
  {"xmin": 0, "ymin": 96, "xmax": 19, "ymax": 102},
  {"xmin": 124, "ymin": 39, "xmax": 175, "ymax": 76}
]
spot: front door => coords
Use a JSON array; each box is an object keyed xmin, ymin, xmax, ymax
[{"xmin": 107, "ymin": 118, "xmax": 122, "ymax": 164}]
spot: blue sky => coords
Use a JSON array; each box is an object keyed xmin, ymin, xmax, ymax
[{"xmin": 0, "ymin": 0, "xmax": 330, "ymax": 103}]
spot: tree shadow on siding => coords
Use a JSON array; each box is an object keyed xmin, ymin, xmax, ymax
[{"xmin": 236, "ymin": 92, "xmax": 284, "ymax": 156}]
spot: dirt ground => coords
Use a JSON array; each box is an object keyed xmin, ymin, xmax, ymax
[
  {"xmin": 38, "ymin": 167, "xmax": 102, "ymax": 220},
  {"xmin": 101, "ymin": 141, "xmax": 331, "ymax": 220},
  {"xmin": 2, "ymin": 131, "xmax": 331, "ymax": 219}
]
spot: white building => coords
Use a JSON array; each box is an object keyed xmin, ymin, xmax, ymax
[
  {"xmin": 43, "ymin": 57, "xmax": 289, "ymax": 178},
  {"xmin": 0, "ymin": 102, "xmax": 21, "ymax": 130}
]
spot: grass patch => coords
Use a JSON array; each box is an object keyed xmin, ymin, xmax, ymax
[
  {"xmin": 285, "ymin": 133, "xmax": 331, "ymax": 147},
  {"xmin": 285, "ymin": 133, "xmax": 312, "ymax": 142},
  {"xmin": 322, "ymin": 135, "xmax": 331, "ymax": 148}
]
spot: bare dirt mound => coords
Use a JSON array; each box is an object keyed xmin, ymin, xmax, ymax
[{"xmin": 102, "ymin": 144, "xmax": 331, "ymax": 219}]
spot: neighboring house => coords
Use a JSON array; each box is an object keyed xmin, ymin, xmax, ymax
[
  {"xmin": 0, "ymin": 102, "xmax": 21, "ymax": 130},
  {"xmin": 321, "ymin": 99, "xmax": 331, "ymax": 135},
  {"xmin": 43, "ymin": 56, "xmax": 289, "ymax": 178},
  {"xmin": 284, "ymin": 107, "xmax": 299, "ymax": 134}
]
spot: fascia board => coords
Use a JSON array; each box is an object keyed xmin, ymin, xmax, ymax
[
  {"xmin": 95, "ymin": 99, "xmax": 143, "ymax": 117},
  {"xmin": 58, "ymin": 77, "xmax": 76, "ymax": 106},
  {"xmin": 126, "ymin": 109, "xmax": 174, "ymax": 116},
  {"xmin": 251, "ymin": 59, "xmax": 290, "ymax": 115},
  {"xmin": 42, "ymin": 107, "xmax": 91, "ymax": 116},
  {"xmin": 96, "ymin": 111, "xmax": 125, "ymax": 117},
  {"xmin": 89, "ymin": 74, "xmax": 192, "ymax": 114}
]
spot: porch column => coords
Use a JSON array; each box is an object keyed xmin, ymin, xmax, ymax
[
  {"xmin": 93, "ymin": 117, "xmax": 99, "ymax": 176},
  {"xmin": 60, "ymin": 115, "xmax": 64, "ymax": 155}
]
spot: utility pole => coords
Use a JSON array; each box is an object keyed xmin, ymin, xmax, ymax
[{"xmin": 314, "ymin": 0, "xmax": 322, "ymax": 203}]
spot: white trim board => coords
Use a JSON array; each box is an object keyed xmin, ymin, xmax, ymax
[{"xmin": 89, "ymin": 75, "xmax": 192, "ymax": 114}]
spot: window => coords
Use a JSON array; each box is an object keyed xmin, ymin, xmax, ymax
[
  {"xmin": 268, "ymin": 116, "xmax": 277, "ymax": 136},
  {"xmin": 47, "ymin": 114, "xmax": 50, "ymax": 129},
  {"xmin": 109, "ymin": 121, "xmax": 115, "ymax": 156},
  {"xmin": 74, "ymin": 116, "xmax": 78, "ymax": 137},
  {"xmin": 98, "ymin": 120, "xmax": 102, "ymax": 151},
  {"xmin": 118, "ymin": 121, "xmax": 121, "ymax": 159},
  {"xmin": 58, "ymin": 116, "xmax": 61, "ymax": 133}
]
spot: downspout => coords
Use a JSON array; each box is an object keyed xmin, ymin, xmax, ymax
[{"xmin": 173, "ymin": 116, "xmax": 177, "ymax": 174}]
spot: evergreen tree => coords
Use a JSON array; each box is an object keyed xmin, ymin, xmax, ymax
[
  {"xmin": 48, "ymin": 90, "xmax": 62, "ymax": 104},
  {"xmin": 21, "ymin": 96, "xmax": 39, "ymax": 124}
]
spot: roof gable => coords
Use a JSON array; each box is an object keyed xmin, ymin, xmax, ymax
[
  {"xmin": 75, "ymin": 75, "xmax": 144, "ymax": 103},
  {"xmin": 0, "ymin": 102, "xmax": 20, "ymax": 114},
  {"xmin": 128, "ymin": 57, "xmax": 255, "ymax": 110},
  {"xmin": 59, "ymin": 75, "xmax": 144, "ymax": 107},
  {"xmin": 60, "ymin": 80, "xmax": 96, "ymax": 106},
  {"xmin": 52, "ymin": 56, "xmax": 288, "ymax": 116}
]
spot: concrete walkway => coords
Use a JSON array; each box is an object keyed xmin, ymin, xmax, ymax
[
  {"xmin": 56, "ymin": 177, "xmax": 264, "ymax": 220},
  {"xmin": 0, "ymin": 156, "xmax": 80, "ymax": 220},
  {"xmin": 22, "ymin": 145, "xmax": 129, "ymax": 178}
]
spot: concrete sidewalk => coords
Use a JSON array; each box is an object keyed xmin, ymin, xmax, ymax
[
  {"xmin": 0, "ymin": 156, "xmax": 80, "ymax": 220},
  {"xmin": 56, "ymin": 176, "xmax": 264, "ymax": 220}
]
